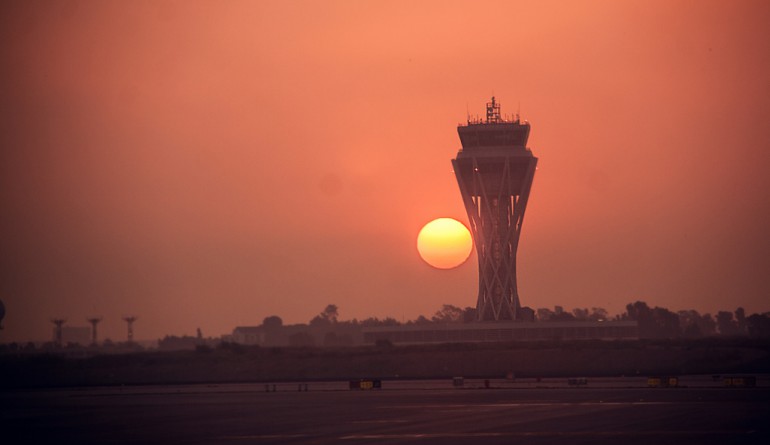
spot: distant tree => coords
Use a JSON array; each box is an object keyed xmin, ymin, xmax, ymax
[
  {"xmin": 572, "ymin": 308, "xmax": 589, "ymax": 321},
  {"xmin": 360, "ymin": 317, "xmax": 380, "ymax": 326},
  {"xmin": 624, "ymin": 301, "xmax": 652, "ymax": 322},
  {"xmin": 651, "ymin": 307, "xmax": 680, "ymax": 338},
  {"xmin": 432, "ymin": 304, "xmax": 463, "ymax": 323},
  {"xmin": 518, "ymin": 306, "xmax": 536, "ymax": 321},
  {"xmin": 462, "ymin": 307, "xmax": 477, "ymax": 323},
  {"xmin": 551, "ymin": 311, "xmax": 576, "ymax": 322},
  {"xmin": 716, "ymin": 311, "xmax": 741, "ymax": 336},
  {"xmin": 310, "ymin": 304, "xmax": 339, "ymax": 326},
  {"xmin": 698, "ymin": 313, "xmax": 717, "ymax": 337},
  {"xmin": 536, "ymin": 308, "xmax": 555, "ymax": 321},
  {"xmin": 588, "ymin": 307, "xmax": 609, "ymax": 321},
  {"xmin": 360, "ymin": 317, "xmax": 400, "ymax": 327},
  {"xmin": 678, "ymin": 310, "xmax": 703, "ymax": 338},
  {"xmin": 413, "ymin": 315, "xmax": 431, "ymax": 325},
  {"xmin": 683, "ymin": 322, "xmax": 703, "ymax": 338},
  {"xmin": 624, "ymin": 301, "xmax": 679, "ymax": 338},
  {"xmin": 322, "ymin": 304, "xmax": 339, "ymax": 322},
  {"xmin": 379, "ymin": 317, "xmax": 400, "ymax": 326},
  {"xmin": 735, "ymin": 307, "xmax": 747, "ymax": 334},
  {"xmin": 747, "ymin": 313, "xmax": 770, "ymax": 338}
]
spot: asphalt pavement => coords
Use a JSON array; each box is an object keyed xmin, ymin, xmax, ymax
[{"xmin": 2, "ymin": 378, "xmax": 769, "ymax": 444}]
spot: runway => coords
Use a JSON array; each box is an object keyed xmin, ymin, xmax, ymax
[{"xmin": 3, "ymin": 378, "xmax": 769, "ymax": 444}]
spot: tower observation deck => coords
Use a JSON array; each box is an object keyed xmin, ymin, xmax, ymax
[{"xmin": 453, "ymin": 97, "xmax": 538, "ymax": 321}]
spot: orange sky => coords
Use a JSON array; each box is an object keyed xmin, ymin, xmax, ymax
[{"xmin": 1, "ymin": 0, "xmax": 769, "ymax": 343}]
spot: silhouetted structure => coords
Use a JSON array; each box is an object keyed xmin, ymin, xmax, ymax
[
  {"xmin": 51, "ymin": 318, "xmax": 66, "ymax": 346},
  {"xmin": 122, "ymin": 316, "xmax": 137, "ymax": 342},
  {"xmin": 364, "ymin": 320, "xmax": 639, "ymax": 344},
  {"xmin": 87, "ymin": 317, "xmax": 102, "ymax": 345},
  {"xmin": 453, "ymin": 97, "xmax": 537, "ymax": 321},
  {"xmin": 60, "ymin": 326, "xmax": 91, "ymax": 345}
]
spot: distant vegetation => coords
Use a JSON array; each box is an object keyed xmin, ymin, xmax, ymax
[
  {"xmin": 217, "ymin": 301, "xmax": 770, "ymax": 348},
  {"xmin": 2, "ymin": 301, "xmax": 769, "ymax": 389},
  {"xmin": 298, "ymin": 301, "xmax": 770, "ymax": 339},
  {"xmin": 1, "ymin": 337, "xmax": 769, "ymax": 389},
  {"xmin": 1, "ymin": 301, "xmax": 768, "ymax": 354}
]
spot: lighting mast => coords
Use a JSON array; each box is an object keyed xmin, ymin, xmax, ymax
[
  {"xmin": 87, "ymin": 317, "xmax": 102, "ymax": 345},
  {"xmin": 51, "ymin": 318, "xmax": 67, "ymax": 346},
  {"xmin": 122, "ymin": 316, "xmax": 137, "ymax": 343}
]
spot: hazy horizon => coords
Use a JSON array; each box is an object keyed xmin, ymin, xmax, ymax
[{"xmin": 1, "ymin": 0, "xmax": 769, "ymax": 343}]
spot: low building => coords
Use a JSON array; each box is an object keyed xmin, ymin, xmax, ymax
[
  {"xmin": 59, "ymin": 326, "xmax": 91, "ymax": 345},
  {"xmin": 231, "ymin": 326, "xmax": 264, "ymax": 345},
  {"xmin": 362, "ymin": 320, "xmax": 638, "ymax": 344}
]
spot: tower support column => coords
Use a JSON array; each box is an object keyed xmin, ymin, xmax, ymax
[{"xmin": 453, "ymin": 98, "xmax": 537, "ymax": 321}]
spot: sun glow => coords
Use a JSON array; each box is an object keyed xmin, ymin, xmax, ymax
[{"xmin": 417, "ymin": 218, "xmax": 473, "ymax": 269}]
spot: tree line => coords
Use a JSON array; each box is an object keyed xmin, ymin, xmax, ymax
[{"xmin": 262, "ymin": 301, "xmax": 770, "ymax": 341}]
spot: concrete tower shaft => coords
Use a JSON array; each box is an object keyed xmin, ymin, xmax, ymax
[{"xmin": 453, "ymin": 97, "xmax": 537, "ymax": 321}]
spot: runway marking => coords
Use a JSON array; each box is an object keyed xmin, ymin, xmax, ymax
[
  {"xmin": 385, "ymin": 401, "xmax": 672, "ymax": 410},
  {"xmin": 351, "ymin": 419, "xmax": 410, "ymax": 424},
  {"xmin": 223, "ymin": 434, "xmax": 311, "ymax": 440},
  {"xmin": 339, "ymin": 430, "xmax": 755, "ymax": 440},
  {"xmin": 341, "ymin": 433, "xmax": 506, "ymax": 439}
]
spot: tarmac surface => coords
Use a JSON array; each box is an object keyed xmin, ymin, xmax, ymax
[{"xmin": 3, "ymin": 376, "xmax": 769, "ymax": 444}]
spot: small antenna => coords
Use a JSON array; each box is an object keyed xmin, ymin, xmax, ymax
[
  {"xmin": 466, "ymin": 101, "xmax": 470, "ymax": 124},
  {"xmin": 517, "ymin": 101, "xmax": 521, "ymax": 122},
  {"xmin": 486, "ymin": 96, "xmax": 501, "ymax": 123}
]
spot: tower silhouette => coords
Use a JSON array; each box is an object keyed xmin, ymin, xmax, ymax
[
  {"xmin": 122, "ymin": 316, "xmax": 137, "ymax": 342},
  {"xmin": 453, "ymin": 97, "xmax": 538, "ymax": 321},
  {"xmin": 51, "ymin": 318, "xmax": 67, "ymax": 345},
  {"xmin": 87, "ymin": 317, "xmax": 102, "ymax": 345}
]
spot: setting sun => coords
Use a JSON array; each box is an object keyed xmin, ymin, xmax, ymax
[{"xmin": 417, "ymin": 218, "xmax": 473, "ymax": 269}]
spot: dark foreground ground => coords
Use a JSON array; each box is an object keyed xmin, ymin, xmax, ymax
[
  {"xmin": 2, "ymin": 378, "xmax": 769, "ymax": 445},
  {"xmin": 3, "ymin": 338, "xmax": 769, "ymax": 388}
]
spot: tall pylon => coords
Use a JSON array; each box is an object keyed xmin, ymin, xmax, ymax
[
  {"xmin": 87, "ymin": 317, "xmax": 102, "ymax": 345},
  {"xmin": 122, "ymin": 316, "xmax": 137, "ymax": 342},
  {"xmin": 51, "ymin": 318, "xmax": 67, "ymax": 346}
]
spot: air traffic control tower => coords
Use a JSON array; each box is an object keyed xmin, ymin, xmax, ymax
[{"xmin": 453, "ymin": 97, "xmax": 537, "ymax": 322}]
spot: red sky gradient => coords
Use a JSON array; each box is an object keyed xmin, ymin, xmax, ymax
[{"xmin": 1, "ymin": 0, "xmax": 769, "ymax": 343}]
